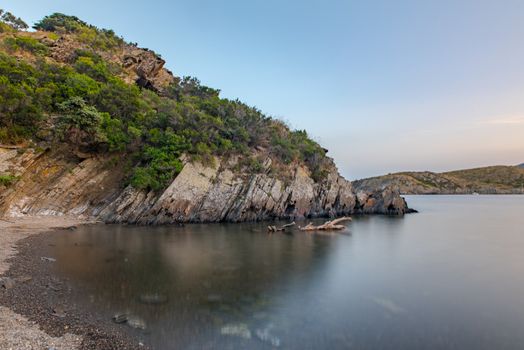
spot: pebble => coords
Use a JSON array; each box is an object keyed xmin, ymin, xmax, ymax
[{"xmin": 1, "ymin": 277, "xmax": 15, "ymax": 290}]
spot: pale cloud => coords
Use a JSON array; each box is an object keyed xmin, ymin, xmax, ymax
[{"xmin": 480, "ymin": 116, "xmax": 524, "ymax": 125}]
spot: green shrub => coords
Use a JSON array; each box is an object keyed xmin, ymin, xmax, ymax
[
  {"xmin": 0, "ymin": 173, "xmax": 19, "ymax": 187},
  {"xmin": 3, "ymin": 36, "xmax": 48, "ymax": 55},
  {"xmin": 33, "ymin": 13, "xmax": 123, "ymax": 50}
]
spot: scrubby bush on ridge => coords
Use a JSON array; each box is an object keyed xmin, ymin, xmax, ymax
[{"xmin": 0, "ymin": 11, "xmax": 331, "ymax": 191}]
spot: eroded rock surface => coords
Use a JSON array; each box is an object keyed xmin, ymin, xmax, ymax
[{"xmin": 0, "ymin": 147, "xmax": 411, "ymax": 224}]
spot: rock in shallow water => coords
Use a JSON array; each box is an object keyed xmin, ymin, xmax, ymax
[
  {"xmin": 256, "ymin": 324, "xmax": 281, "ymax": 347},
  {"xmin": 138, "ymin": 293, "xmax": 168, "ymax": 305},
  {"xmin": 220, "ymin": 323, "xmax": 251, "ymax": 339},
  {"xmin": 112, "ymin": 313, "xmax": 128, "ymax": 324},
  {"xmin": 127, "ymin": 316, "xmax": 147, "ymax": 330}
]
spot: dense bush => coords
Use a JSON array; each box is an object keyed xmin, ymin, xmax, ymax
[
  {"xmin": 3, "ymin": 36, "xmax": 49, "ymax": 55},
  {"xmin": 0, "ymin": 13, "xmax": 331, "ymax": 191},
  {"xmin": 34, "ymin": 13, "xmax": 123, "ymax": 50}
]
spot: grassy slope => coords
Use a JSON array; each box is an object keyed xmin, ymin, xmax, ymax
[{"xmin": 353, "ymin": 166, "xmax": 524, "ymax": 194}]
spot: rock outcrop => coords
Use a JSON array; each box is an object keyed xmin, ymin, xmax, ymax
[
  {"xmin": 44, "ymin": 34, "xmax": 175, "ymax": 94},
  {"xmin": 0, "ymin": 147, "xmax": 411, "ymax": 224}
]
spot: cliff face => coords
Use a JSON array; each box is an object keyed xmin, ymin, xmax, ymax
[
  {"xmin": 0, "ymin": 14, "xmax": 412, "ymax": 222},
  {"xmin": 0, "ymin": 147, "xmax": 410, "ymax": 223}
]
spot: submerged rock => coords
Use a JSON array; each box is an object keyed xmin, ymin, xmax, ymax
[
  {"xmin": 207, "ymin": 294, "xmax": 223, "ymax": 303},
  {"xmin": 220, "ymin": 323, "xmax": 252, "ymax": 339},
  {"xmin": 112, "ymin": 313, "xmax": 128, "ymax": 324},
  {"xmin": 255, "ymin": 325, "xmax": 281, "ymax": 347},
  {"xmin": 127, "ymin": 316, "xmax": 147, "ymax": 330},
  {"xmin": 138, "ymin": 293, "xmax": 168, "ymax": 305}
]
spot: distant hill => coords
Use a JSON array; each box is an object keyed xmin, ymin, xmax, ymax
[
  {"xmin": 518, "ymin": 163, "xmax": 524, "ymax": 169},
  {"xmin": 353, "ymin": 165, "xmax": 524, "ymax": 194}
]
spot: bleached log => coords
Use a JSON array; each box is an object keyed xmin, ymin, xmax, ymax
[
  {"xmin": 267, "ymin": 221, "xmax": 296, "ymax": 233},
  {"xmin": 298, "ymin": 217, "xmax": 351, "ymax": 231}
]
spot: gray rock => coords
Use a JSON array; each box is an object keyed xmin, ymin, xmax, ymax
[
  {"xmin": 220, "ymin": 323, "xmax": 251, "ymax": 339},
  {"xmin": 256, "ymin": 325, "xmax": 281, "ymax": 347},
  {"xmin": 40, "ymin": 257, "xmax": 56, "ymax": 263},
  {"xmin": 112, "ymin": 313, "xmax": 128, "ymax": 324},
  {"xmin": 1, "ymin": 150, "xmax": 410, "ymax": 223},
  {"xmin": 0, "ymin": 277, "xmax": 15, "ymax": 290},
  {"xmin": 127, "ymin": 316, "xmax": 147, "ymax": 330}
]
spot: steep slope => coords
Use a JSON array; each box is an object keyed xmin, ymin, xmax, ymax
[
  {"xmin": 0, "ymin": 13, "xmax": 410, "ymax": 222},
  {"xmin": 353, "ymin": 166, "xmax": 524, "ymax": 195}
]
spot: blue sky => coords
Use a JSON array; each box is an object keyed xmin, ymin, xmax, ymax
[{"xmin": 5, "ymin": 0, "xmax": 524, "ymax": 179}]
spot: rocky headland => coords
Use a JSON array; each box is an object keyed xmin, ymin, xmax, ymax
[
  {"xmin": 353, "ymin": 165, "xmax": 524, "ymax": 195},
  {"xmin": 0, "ymin": 13, "xmax": 411, "ymax": 223}
]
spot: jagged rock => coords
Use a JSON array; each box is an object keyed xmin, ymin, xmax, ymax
[
  {"xmin": 123, "ymin": 46, "xmax": 175, "ymax": 93},
  {"xmin": 47, "ymin": 34, "xmax": 175, "ymax": 94},
  {"xmin": 0, "ymin": 148, "xmax": 412, "ymax": 224}
]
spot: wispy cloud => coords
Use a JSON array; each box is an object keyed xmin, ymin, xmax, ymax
[{"xmin": 480, "ymin": 116, "xmax": 524, "ymax": 125}]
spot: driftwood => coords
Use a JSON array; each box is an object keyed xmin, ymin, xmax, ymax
[
  {"xmin": 298, "ymin": 217, "xmax": 352, "ymax": 231},
  {"xmin": 0, "ymin": 218, "xmax": 15, "ymax": 224},
  {"xmin": 267, "ymin": 222, "xmax": 296, "ymax": 233}
]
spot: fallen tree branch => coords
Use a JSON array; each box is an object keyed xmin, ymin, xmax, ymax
[
  {"xmin": 298, "ymin": 217, "xmax": 352, "ymax": 231},
  {"xmin": 268, "ymin": 221, "xmax": 296, "ymax": 233}
]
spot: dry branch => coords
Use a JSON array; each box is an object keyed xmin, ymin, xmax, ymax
[
  {"xmin": 267, "ymin": 221, "xmax": 296, "ymax": 233},
  {"xmin": 298, "ymin": 217, "xmax": 352, "ymax": 231}
]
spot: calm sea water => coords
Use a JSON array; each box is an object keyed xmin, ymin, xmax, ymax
[{"xmin": 48, "ymin": 195, "xmax": 524, "ymax": 349}]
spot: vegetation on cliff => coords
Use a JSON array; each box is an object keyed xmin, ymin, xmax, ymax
[
  {"xmin": 0, "ymin": 11, "xmax": 330, "ymax": 191},
  {"xmin": 353, "ymin": 165, "xmax": 524, "ymax": 194}
]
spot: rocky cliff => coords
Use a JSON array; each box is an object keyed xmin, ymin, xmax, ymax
[
  {"xmin": 0, "ymin": 146, "xmax": 410, "ymax": 223},
  {"xmin": 0, "ymin": 13, "xmax": 411, "ymax": 223}
]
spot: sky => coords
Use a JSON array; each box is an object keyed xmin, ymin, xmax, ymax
[{"xmin": 4, "ymin": 0, "xmax": 524, "ymax": 179}]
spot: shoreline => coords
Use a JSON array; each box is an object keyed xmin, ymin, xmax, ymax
[{"xmin": 0, "ymin": 216, "xmax": 145, "ymax": 350}]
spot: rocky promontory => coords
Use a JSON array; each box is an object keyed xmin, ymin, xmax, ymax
[
  {"xmin": 0, "ymin": 13, "xmax": 411, "ymax": 223},
  {"xmin": 0, "ymin": 146, "xmax": 410, "ymax": 224}
]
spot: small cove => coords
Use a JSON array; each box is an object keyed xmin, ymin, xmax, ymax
[{"xmin": 41, "ymin": 195, "xmax": 524, "ymax": 349}]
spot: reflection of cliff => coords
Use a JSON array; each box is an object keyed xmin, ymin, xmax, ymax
[{"xmin": 50, "ymin": 223, "xmax": 337, "ymax": 324}]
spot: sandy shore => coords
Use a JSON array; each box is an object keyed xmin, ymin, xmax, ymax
[{"xmin": 0, "ymin": 216, "xmax": 86, "ymax": 349}]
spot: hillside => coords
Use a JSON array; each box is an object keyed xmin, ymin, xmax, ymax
[
  {"xmin": 0, "ymin": 12, "xmax": 410, "ymax": 222},
  {"xmin": 518, "ymin": 163, "xmax": 524, "ymax": 169},
  {"xmin": 353, "ymin": 165, "xmax": 524, "ymax": 195}
]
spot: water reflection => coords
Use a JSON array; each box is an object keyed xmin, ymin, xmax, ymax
[{"xmin": 49, "ymin": 196, "xmax": 524, "ymax": 349}]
